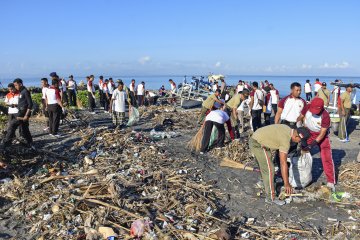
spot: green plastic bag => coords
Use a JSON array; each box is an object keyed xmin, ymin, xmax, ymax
[
  {"xmin": 208, "ymin": 126, "xmax": 218, "ymax": 148},
  {"xmin": 127, "ymin": 107, "xmax": 140, "ymax": 126}
]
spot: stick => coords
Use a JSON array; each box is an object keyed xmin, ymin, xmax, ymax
[
  {"xmin": 40, "ymin": 169, "xmax": 98, "ymax": 184},
  {"xmin": 220, "ymin": 158, "xmax": 259, "ymax": 172},
  {"xmin": 84, "ymin": 199, "xmax": 139, "ymax": 218}
]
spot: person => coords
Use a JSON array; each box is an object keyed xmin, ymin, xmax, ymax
[
  {"xmin": 304, "ymin": 79, "xmax": 312, "ymax": 101},
  {"xmin": 4, "ymin": 83, "xmax": 20, "ymax": 140},
  {"xmin": 198, "ymin": 89, "xmax": 224, "ymax": 123},
  {"xmin": 297, "ymin": 98, "xmax": 336, "ymax": 191},
  {"xmin": 263, "ymin": 89, "xmax": 272, "ymax": 126},
  {"xmin": 102, "ymin": 79, "xmax": 110, "ymax": 112},
  {"xmin": 331, "ymin": 79, "xmax": 341, "ymax": 106},
  {"xmin": 86, "ymin": 76, "xmax": 96, "ymax": 113},
  {"xmin": 316, "ymin": 82, "xmax": 330, "ymax": 107},
  {"xmin": 39, "ymin": 78, "xmax": 50, "ymax": 131},
  {"xmin": 109, "ymin": 82, "xmax": 130, "ymax": 127},
  {"xmin": 137, "ymin": 81, "xmax": 145, "ymax": 106},
  {"xmin": 249, "ymin": 125, "xmax": 310, "ymax": 205},
  {"xmin": 67, "ymin": 75, "xmax": 77, "ymax": 107},
  {"xmin": 226, "ymin": 89, "xmax": 250, "ymax": 138},
  {"xmin": 338, "ymin": 84, "xmax": 353, "ymax": 142},
  {"xmin": 314, "ymin": 78, "xmax": 322, "ymax": 95},
  {"xmin": 145, "ymin": 90, "xmax": 158, "ymax": 105},
  {"xmin": 59, "ymin": 77, "xmax": 68, "ymax": 105},
  {"xmin": 129, "ymin": 79, "xmax": 137, "ymax": 107},
  {"xmin": 269, "ymin": 83, "xmax": 279, "ymax": 115},
  {"xmin": 45, "ymin": 79, "xmax": 65, "ymax": 137},
  {"xmin": 2, "ymin": 78, "xmax": 34, "ymax": 151},
  {"xmin": 236, "ymin": 80, "xmax": 244, "ymax": 93},
  {"xmin": 159, "ymin": 85, "xmax": 166, "ymax": 97},
  {"xmin": 98, "ymin": 76, "xmax": 104, "ymax": 108},
  {"xmin": 275, "ymin": 82, "xmax": 306, "ymax": 128},
  {"xmin": 249, "ymin": 81, "xmax": 264, "ymax": 132},
  {"xmin": 263, "ymin": 80, "xmax": 271, "ymax": 92},
  {"xmin": 108, "ymin": 78, "xmax": 115, "ymax": 99},
  {"xmin": 220, "ymin": 79, "xmax": 227, "ymax": 99},
  {"xmin": 212, "ymin": 81, "xmax": 219, "ymax": 92},
  {"xmin": 169, "ymin": 79, "xmax": 177, "ymax": 104},
  {"xmin": 200, "ymin": 109, "xmax": 235, "ymax": 154}
]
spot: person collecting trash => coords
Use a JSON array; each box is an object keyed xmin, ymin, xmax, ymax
[
  {"xmin": 249, "ymin": 125, "xmax": 310, "ymax": 205},
  {"xmin": 297, "ymin": 97, "xmax": 336, "ymax": 191},
  {"xmin": 109, "ymin": 82, "xmax": 130, "ymax": 128},
  {"xmin": 198, "ymin": 89, "xmax": 224, "ymax": 124},
  {"xmin": 200, "ymin": 108, "xmax": 235, "ymax": 154},
  {"xmin": 225, "ymin": 89, "xmax": 250, "ymax": 138}
]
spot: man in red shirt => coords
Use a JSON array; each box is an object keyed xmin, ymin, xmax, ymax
[{"xmin": 297, "ymin": 98, "xmax": 335, "ymax": 190}]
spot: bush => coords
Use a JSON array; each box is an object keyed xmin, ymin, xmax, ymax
[{"xmin": 76, "ymin": 90, "xmax": 100, "ymax": 109}]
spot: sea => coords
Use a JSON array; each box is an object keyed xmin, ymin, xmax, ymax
[{"xmin": 0, "ymin": 75, "xmax": 359, "ymax": 101}]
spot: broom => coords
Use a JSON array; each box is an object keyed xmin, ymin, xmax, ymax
[
  {"xmin": 187, "ymin": 123, "xmax": 205, "ymax": 152},
  {"xmin": 220, "ymin": 157, "xmax": 260, "ymax": 172}
]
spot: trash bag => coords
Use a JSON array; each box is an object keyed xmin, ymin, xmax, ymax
[
  {"xmin": 127, "ymin": 107, "xmax": 140, "ymax": 126},
  {"xmin": 288, "ymin": 152, "xmax": 313, "ymax": 188},
  {"xmin": 208, "ymin": 126, "xmax": 218, "ymax": 148}
]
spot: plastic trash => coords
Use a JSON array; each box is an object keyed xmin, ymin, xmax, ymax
[
  {"xmin": 288, "ymin": 151, "xmax": 313, "ymax": 188},
  {"xmin": 332, "ymin": 192, "xmax": 351, "ymax": 202},
  {"xmin": 208, "ymin": 126, "xmax": 218, "ymax": 148},
  {"xmin": 127, "ymin": 107, "xmax": 140, "ymax": 126},
  {"xmin": 130, "ymin": 219, "xmax": 151, "ymax": 237},
  {"xmin": 150, "ymin": 129, "xmax": 179, "ymax": 139},
  {"xmin": 98, "ymin": 226, "xmax": 117, "ymax": 239}
]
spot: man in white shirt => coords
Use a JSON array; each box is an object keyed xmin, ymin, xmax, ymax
[
  {"xmin": 87, "ymin": 76, "xmax": 96, "ymax": 113},
  {"xmin": 98, "ymin": 76, "xmax": 104, "ymax": 109},
  {"xmin": 200, "ymin": 109, "xmax": 235, "ymax": 154},
  {"xmin": 169, "ymin": 79, "xmax": 177, "ymax": 104},
  {"xmin": 67, "ymin": 75, "xmax": 77, "ymax": 107},
  {"xmin": 4, "ymin": 83, "xmax": 20, "ymax": 140},
  {"xmin": 45, "ymin": 79, "xmax": 65, "ymax": 137},
  {"xmin": 249, "ymin": 81, "xmax": 264, "ymax": 131},
  {"xmin": 129, "ymin": 79, "xmax": 137, "ymax": 107},
  {"xmin": 314, "ymin": 78, "xmax": 322, "ymax": 94},
  {"xmin": 269, "ymin": 83, "xmax": 280, "ymax": 115},
  {"xmin": 304, "ymin": 79, "xmax": 312, "ymax": 101},
  {"xmin": 41, "ymin": 78, "xmax": 50, "ymax": 130},
  {"xmin": 110, "ymin": 82, "xmax": 129, "ymax": 127},
  {"xmin": 236, "ymin": 80, "xmax": 244, "ymax": 93},
  {"xmin": 59, "ymin": 77, "xmax": 68, "ymax": 106},
  {"xmin": 137, "ymin": 81, "xmax": 145, "ymax": 106}
]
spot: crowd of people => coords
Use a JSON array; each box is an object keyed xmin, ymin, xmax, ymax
[
  {"xmin": 197, "ymin": 78, "xmax": 356, "ymax": 205},
  {"xmin": 0, "ymin": 74, "xmax": 357, "ymax": 196}
]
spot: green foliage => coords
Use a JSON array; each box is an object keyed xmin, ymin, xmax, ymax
[
  {"xmin": 76, "ymin": 90, "xmax": 88, "ymax": 108},
  {"xmin": 0, "ymin": 114, "xmax": 7, "ymax": 130},
  {"xmin": 31, "ymin": 93, "xmax": 43, "ymax": 107}
]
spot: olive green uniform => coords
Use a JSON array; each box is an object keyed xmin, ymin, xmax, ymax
[{"xmin": 338, "ymin": 91, "xmax": 351, "ymax": 140}]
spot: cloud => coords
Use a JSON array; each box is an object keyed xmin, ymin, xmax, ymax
[
  {"xmin": 301, "ymin": 64, "xmax": 312, "ymax": 69},
  {"xmin": 215, "ymin": 61, "xmax": 221, "ymax": 67},
  {"xmin": 320, "ymin": 61, "xmax": 350, "ymax": 69},
  {"xmin": 138, "ymin": 56, "xmax": 151, "ymax": 65}
]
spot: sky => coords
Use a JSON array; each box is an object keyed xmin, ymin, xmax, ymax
[{"xmin": 0, "ymin": 0, "xmax": 359, "ymax": 77}]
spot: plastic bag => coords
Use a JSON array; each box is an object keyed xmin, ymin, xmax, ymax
[
  {"xmin": 208, "ymin": 126, "xmax": 218, "ymax": 148},
  {"xmin": 127, "ymin": 107, "xmax": 139, "ymax": 126},
  {"xmin": 288, "ymin": 152, "xmax": 313, "ymax": 188}
]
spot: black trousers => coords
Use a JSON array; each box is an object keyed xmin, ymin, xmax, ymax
[
  {"xmin": 306, "ymin": 92, "xmax": 312, "ymax": 101},
  {"xmin": 251, "ymin": 109, "xmax": 262, "ymax": 132},
  {"xmin": 3, "ymin": 113, "xmax": 32, "ymax": 147},
  {"xmin": 68, "ymin": 89, "xmax": 77, "ymax": 107},
  {"xmin": 264, "ymin": 113, "xmax": 271, "ymax": 126},
  {"xmin": 62, "ymin": 91, "xmax": 69, "ymax": 106},
  {"xmin": 272, "ymin": 104, "xmax": 278, "ymax": 116},
  {"xmin": 129, "ymin": 92, "xmax": 137, "ymax": 107},
  {"xmin": 48, "ymin": 104, "xmax": 61, "ymax": 135},
  {"xmin": 41, "ymin": 99, "xmax": 49, "ymax": 127},
  {"xmin": 99, "ymin": 90, "xmax": 104, "ymax": 108},
  {"xmin": 88, "ymin": 92, "xmax": 96, "ymax": 112},
  {"xmin": 103, "ymin": 93, "xmax": 110, "ymax": 111},
  {"xmin": 200, "ymin": 121, "xmax": 225, "ymax": 152}
]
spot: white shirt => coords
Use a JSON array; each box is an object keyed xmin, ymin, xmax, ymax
[
  {"xmin": 270, "ymin": 89, "xmax": 279, "ymax": 104},
  {"xmin": 99, "ymin": 79, "xmax": 103, "ymax": 90},
  {"xmin": 42, "ymin": 86, "xmax": 48, "ymax": 100},
  {"xmin": 5, "ymin": 92, "xmax": 19, "ymax": 114},
  {"xmin": 212, "ymin": 84, "xmax": 218, "ymax": 92},
  {"xmin": 87, "ymin": 81, "xmax": 95, "ymax": 93},
  {"xmin": 137, "ymin": 84, "xmax": 145, "ymax": 95},
  {"xmin": 148, "ymin": 91, "xmax": 156, "ymax": 97},
  {"xmin": 279, "ymin": 95, "xmax": 306, "ymax": 123},
  {"xmin": 60, "ymin": 80, "xmax": 67, "ymax": 92},
  {"xmin": 129, "ymin": 83, "xmax": 135, "ymax": 92},
  {"xmin": 304, "ymin": 111, "xmax": 322, "ymax": 132},
  {"xmin": 170, "ymin": 83, "xmax": 177, "ymax": 94},
  {"xmin": 108, "ymin": 82, "xmax": 114, "ymax": 94},
  {"xmin": 68, "ymin": 80, "xmax": 76, "ymax": 90},
  {"xmin": 251, "ymin": 89, "xmax": 264, "ymax": 110},
  {"xmin": 236, "ymin": 84, "xmax": 244, "ymax": 93},
  {"xmin": 314, "ymin": 82, "xmax": 322, "ymax": 92},
  {"xmin": 304, "ymin": 83, "xmax": 312, "ymax": 93},
  {"xmin": 46, "ymin": 87, "xmax": 61, "ymax": 105},
  {"xmin": 205, "ymin": 110, "xmax": 229, "ymax": 124},
  {"xmin": 111, "ymin": 89, "xmax": 127, "ymax": 112}
]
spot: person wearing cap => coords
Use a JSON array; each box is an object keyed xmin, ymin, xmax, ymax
[
  {"xmin": 67, "ymin": 75, "xmax": 77, "ymax": 107},
  {"xmin": 249, "ymin": 125, "xmax": 310, "ymax": 205},
  {"xmin": 45, "ymin": 79, "xmax": 65, "ymax": 137},
  {"xmin": 198, "ymin": 89, "xmax": 224, "ymax": 124},
  {"xmin": 338, "ymin": 84, "xmax": 353, "ymax": 142},
  {"xmin": 226, "ymin": 89, "xmax": 250, "ymax": 138},
  {"xmin": 314, "ymin": 78, "xmax": 322, "ymax": 94},
  {"xmin": 316, "ymin": 82, "xmax": 330, "ymax": 107},
  {"xmin": 297, "ymin": 97, "xmax": 335, "ymax": 190},
  {"xmin": 200, "ymin": 109, "xmax": 235, "ymax": 154}
]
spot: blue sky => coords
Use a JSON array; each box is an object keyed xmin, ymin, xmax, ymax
[{"xmin": 1, "ymin": 0, "xmax": 359, "ymax": 77}]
